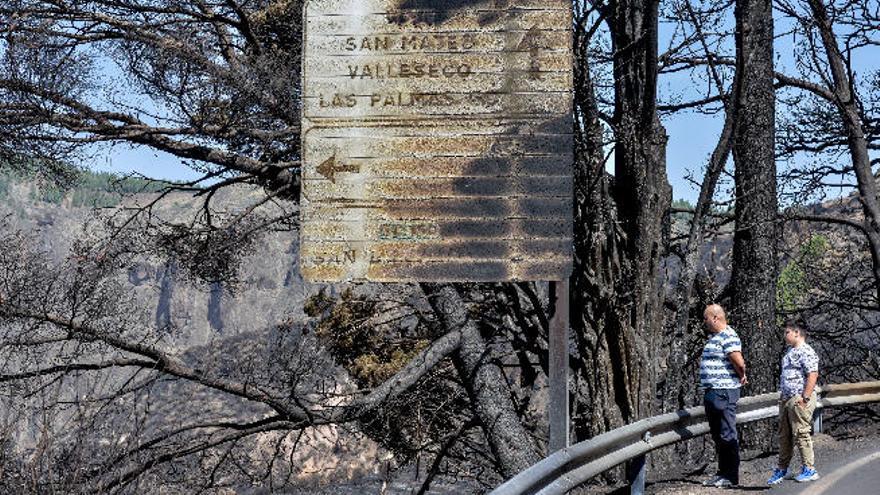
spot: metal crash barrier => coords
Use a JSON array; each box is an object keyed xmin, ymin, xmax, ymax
[{"xmin": 491, "ymin": 381, "xmax": 880, "ymax": 495}]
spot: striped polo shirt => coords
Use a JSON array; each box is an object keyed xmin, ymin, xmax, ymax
[{"xmin": 700, "ymin": 326, "xmax": 742, "ymax": 389}]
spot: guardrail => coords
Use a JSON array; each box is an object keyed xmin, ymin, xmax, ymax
[{"xmin": 491, "ymin": 381, "xmax": 880, "ymax": 495}]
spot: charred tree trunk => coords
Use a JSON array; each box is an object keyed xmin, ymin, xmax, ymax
[
  {"xmin": 607, "ymin": 0, "xmax": 670, "ymax": 424},
  {"xmin": 420, "ymin": 283, "xmax": 539, "ymax": 477},
  {"xmin": 571, "ymin": 24, "xmax": 626, "ymax": 439},
  {"xmin": 667, "ymin": 111, "xmax": 735, "ymax": 409},
  {"xmin": 570, "ymin": 0, "xmax": 671, "ymax": 443},
  {"xmin": 731, "ymin": 0, "xmax": 778, "ymax": 448}
]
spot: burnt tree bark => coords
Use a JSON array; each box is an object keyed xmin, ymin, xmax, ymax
[
  {"xmin": 571, "ymin": 17, "xmax": 625, "ymax": 438},
  {"xmin": 570, "ymin": 0, "xmax": 671, "ymax": 443},
  {"xmin": 607, "ymin": 0, "xmax": 670, "ymax": 425},
  {"xmin": 730, "ymin": 0, "xmax": 778, "ymax": 446}
]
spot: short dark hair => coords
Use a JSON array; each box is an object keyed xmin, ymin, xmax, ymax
[{"xmin": 784, "ymin": 319, "xmax": 808, "ymax": 338}]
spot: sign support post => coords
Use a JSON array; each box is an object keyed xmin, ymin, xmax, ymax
[{"xmin": 549, "ymin": 278, "xmax": 569, "ymax": 453}]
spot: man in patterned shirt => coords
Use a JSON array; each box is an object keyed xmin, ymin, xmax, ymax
[
  {"xmin": 700, "ymin": 304, "xmax": 748, "ymax": 488},
  {"xmin": 766, "ymin": 320, "xmax": 821, "ymax": 484}
]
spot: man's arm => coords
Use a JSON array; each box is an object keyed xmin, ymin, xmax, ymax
[
  {"xmin": 728, "ymin": 351, "xmax": 748, "ymax": 385},
  {"xmin": 798, "ymin": 371, "xmax": 819, "ymax": 407}
]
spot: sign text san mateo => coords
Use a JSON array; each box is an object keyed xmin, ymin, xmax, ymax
[{"xmin": 300, "ymin": 0, "xmax": 574, "ymax": 282}]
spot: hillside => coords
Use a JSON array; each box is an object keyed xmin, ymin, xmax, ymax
[
  {"xmin": 0, "ymin": 168, "xmax": 310, "ymax": 347},
  {"xmin": 0, "ymin": 169, "xmax": 404, "ymax": 490}
]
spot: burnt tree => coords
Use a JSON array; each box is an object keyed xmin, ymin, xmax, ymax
[
  {"xmin": 804, "ymin": 0, "xmax": 880, "ymax": 304},
  {"xmin": 571, "ymin": 0, "xmax": 671, "ymax": 442},
  {"xmin": 730, "ymin": 0, "xmax": 779, "ymax": 411}
]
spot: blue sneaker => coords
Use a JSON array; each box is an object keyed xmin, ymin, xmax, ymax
[
  {"xmin": 767, "ymin": 468, "xmax": 787, "ymax": 485},
  {"xmin": 795, "ymin": 465, "xmax": 820, "ymax": 482}
]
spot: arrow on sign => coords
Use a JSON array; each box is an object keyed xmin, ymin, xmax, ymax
[{"xmin": 316, "ymin": 154, "xmax": 360, "ymax": 183}]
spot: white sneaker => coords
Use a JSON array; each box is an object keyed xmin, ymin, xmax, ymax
[
  {"xmin": 702, "ymin": 475, "xmax": 722, "ymax": 486},
  {"xmin": 702, "ymin": 475, "xmax": 733, "ymax": 487}
]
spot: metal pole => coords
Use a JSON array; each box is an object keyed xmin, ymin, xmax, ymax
[
  {"xmin": 812, "ymin": 407, "xmax": 823, "ymax": 434},
  {"xmin": 549, "ymin": 279, "xmax": 570, "ymax": 453},
  {"xmin": 627, "ymin": 455, "xmax": 647, "ymax": 495}
]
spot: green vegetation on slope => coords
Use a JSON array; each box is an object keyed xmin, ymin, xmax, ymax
[
  {"xmin": 777, "ymin": 234, "xmax": 830, "ymax": 316},
  {"xmin": 0, "ymin": 167, "xmax": 173, "ymax": 208}
]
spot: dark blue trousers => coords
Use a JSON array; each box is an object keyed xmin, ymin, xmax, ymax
[{"xmin": 704, "ymin": 388, "xmax": 740, "ymax": 484}]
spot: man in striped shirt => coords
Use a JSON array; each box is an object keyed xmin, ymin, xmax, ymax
[{"xmin": 700, "ymin": 304, "xmax": 748, "ymax": 488}]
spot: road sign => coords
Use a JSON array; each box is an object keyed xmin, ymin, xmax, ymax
[{"xmin": 301, "ymin": 0, "xmax": 573, "ymax": 282}]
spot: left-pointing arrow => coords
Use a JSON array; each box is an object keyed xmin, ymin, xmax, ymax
[{"xmin": 316, "ymin": 154, "xmax": 360, "ymax": 183}]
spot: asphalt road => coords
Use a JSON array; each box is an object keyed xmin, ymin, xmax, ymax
[
  {"xmin": 768, "ymin": 445, "xmax": 880, "ymax": 495},
  {"xmin": 645, "ymin": 432, "xmax": 880, "ymax": 495}
]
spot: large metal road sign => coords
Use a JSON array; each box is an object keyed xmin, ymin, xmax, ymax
[{"xmin": 301, "ymin": 0, "xmax": 573, "ymax": 282}]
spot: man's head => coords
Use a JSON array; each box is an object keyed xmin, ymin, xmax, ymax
[
  {"xmin": 784, "ymin": 319, "xmax": 808, "ymax": 346},
  {"xmin": 703, "ymin": 304, "xmax": 728, "ymax": 334}
]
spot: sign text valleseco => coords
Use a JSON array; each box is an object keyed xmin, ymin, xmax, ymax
[{"xmin": 301, "ymin": 0, "xmax": 573, "ymax": 282}]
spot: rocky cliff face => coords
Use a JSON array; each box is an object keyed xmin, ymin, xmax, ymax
[{"xmin": 1, "ymin": 180, "xmax": 310, "ymax": 349}]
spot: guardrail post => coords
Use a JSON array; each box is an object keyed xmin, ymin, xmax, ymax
[
  {"xmin": 812, "ymin": 407, "xmax": 823, "ymax": 434},
  {"xmin": 548, "ymin": 279, "xmax": 570, "ymax": 453},
  {"xmin": 627, "ymin": 454, "xmax": 647, "ymax": 495}
]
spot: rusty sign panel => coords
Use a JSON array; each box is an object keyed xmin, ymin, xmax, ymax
[{"xmin": 301, "ymin": 0, "xmax": 573, "ymax": 282}]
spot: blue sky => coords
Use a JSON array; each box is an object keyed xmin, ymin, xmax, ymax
[
  {"xmin": 663, "ymin": 112, "xmax": 725, "ymax": 203},
  {"xmin": 89, "ymin": 144, "xmax": 205, "ymax": 183}
]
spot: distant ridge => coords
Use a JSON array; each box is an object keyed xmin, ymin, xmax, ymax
[{"xmin": 0, "ymin": 167, "xmax": 180, "ymax": 208}]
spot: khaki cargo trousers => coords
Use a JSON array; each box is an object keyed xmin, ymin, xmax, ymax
[{"xmin": 778, "ymin": 393, "xmax": 817, "ymax": 469}]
